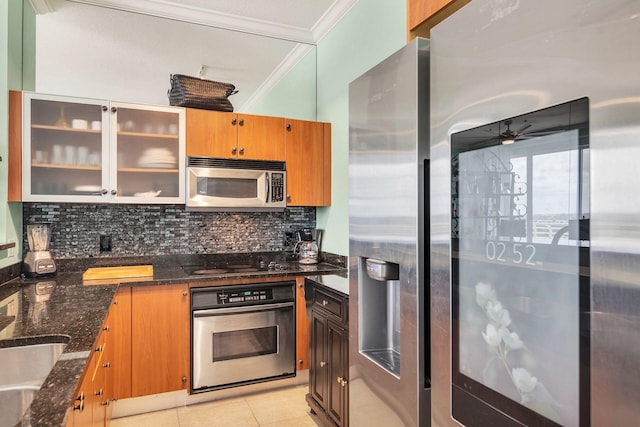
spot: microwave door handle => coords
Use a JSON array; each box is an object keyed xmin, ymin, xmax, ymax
[{"xmin": 265, "ymin": 172, "xmax": 270, "ymax": 203}]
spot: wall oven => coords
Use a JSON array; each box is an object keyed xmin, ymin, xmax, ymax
[
  {"xmin": 186, "ymin": 156, "xmax": 286, "ymax": 211},
  {"xmin": 191, "ymin": 281, "xmax": 296, "ymax": 392}
]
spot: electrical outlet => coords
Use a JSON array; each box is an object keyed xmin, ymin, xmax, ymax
[
  {"xmin": 100, "ymin": 235, "xmax": 112, "ymax": 252},
  {"xmin": 7, "ymin": 239, "xmax": 16, "ymax": 257}
]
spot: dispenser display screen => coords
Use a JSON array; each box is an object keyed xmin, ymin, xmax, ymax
[{"xmin": 450, "ymin": 98, "xmax": 590, "ymax": 427}]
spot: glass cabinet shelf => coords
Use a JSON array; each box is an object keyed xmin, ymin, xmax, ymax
[{"xmin": 22, "ymin": 92, "xmax": 185, "ymax": 204}]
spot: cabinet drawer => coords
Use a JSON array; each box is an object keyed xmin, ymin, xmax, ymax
[{"xmin": 312, "ymin": 287, "xmax": 345, "ymax": 321}]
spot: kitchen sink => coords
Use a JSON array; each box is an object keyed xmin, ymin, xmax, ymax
[{"xmin": 0, "ymin": 342, "xmax": 67, "ymax": 427}]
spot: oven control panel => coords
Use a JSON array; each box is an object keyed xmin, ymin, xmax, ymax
[
  {"xmin": 191, "ymin": 281, "xmax": 295, "ymax": 310},
  {"xmin": 217, "ymin": 288, "xmax": 273, "ymax": 304}
]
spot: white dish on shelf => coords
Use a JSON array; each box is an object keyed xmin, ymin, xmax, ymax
[
  {"xmin": 73, "ymin": 185, "xmax": 101, "ymax": 193},
  {"xmin": 137, "ymin": 162, "xmax": 177, "ymax": 168},
  {"xmin": 133, "ymin": 190, "xmax": 162, "ymax": 197},
  {"xmin": 71, "ymin": 119, "xmax": 88, "ymax": 130}
]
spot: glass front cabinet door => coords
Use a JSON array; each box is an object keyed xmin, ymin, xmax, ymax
[{"xmin": 22, "ymin": 92, "xmax": 185, "ymax": 204}]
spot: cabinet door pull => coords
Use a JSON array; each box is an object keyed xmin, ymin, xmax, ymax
[
  {"xmin": 182, "ymin": 376, "xmax": 187, "ymax": 384},
  {"xmin": 286, "ymin": 123, "xmax": 292, "ymax": 131},
  {"xmin": 103, "ymin": 325, "xmax": 110, "ymax": 332},
  {"xmin": 231, "ymin": 146, "xmax": 237, "ymax": 155},
  {"xmin": 111, "ymin": 189, "xmax": 117, "ymax": 195},
  {"xmin": 239, "ymin": 118, "xmax": 244, "ymax": 126},
  {"xmin": 182, "ymin": 291, "xmax": 188, "ymax": 297},
  {"xmin": 320, "ymin": 361, "xmax": 327, "ymax": 367},
  {"xmin": 341, "ymin": 378, "xmax": 348, "ymax": 387},
  {"xmin": 231, "ymin": 118, "xmax": 237, "ymax": 125},
  {"xmin": 111, "ymin": 106, "xmax": 117, "ymax": 113},
  {"xmin": 239, "ymin": 147, "xmax": 245, "ymax": 155},
  {"xmin": 101, "ymin": 189, "xmax": 108, "ymax": 195},
  {"xmin": 102, "ymin": 105, "xmax": 108, "ymax": 112},
  {"xmin": 337, "ymin": 376, "xmax": 343, "ymax": 384},
  {"xmin": 322, "ymin": 300, "xmax": 328, "ymax": 306}
]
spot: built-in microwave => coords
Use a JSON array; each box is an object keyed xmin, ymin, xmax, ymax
[{"xmin": 186, "ymin": 156, "xmax": 286, "ymax": 211}]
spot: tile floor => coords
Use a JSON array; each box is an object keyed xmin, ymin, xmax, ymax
[{"xmin": 110, "ymin": 385, "xmax": 322, "ymax": 427}]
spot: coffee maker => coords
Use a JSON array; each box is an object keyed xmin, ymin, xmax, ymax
[
  {"xmin": 23, "ymin": 224, "xmax": 56, "ymax": 277},
  {"xmin": 295, "ymin": 228, "xmax": 322, "ymax": 264}
]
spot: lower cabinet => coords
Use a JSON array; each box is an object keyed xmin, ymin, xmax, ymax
[
  {"xmin": 70, "ymin": 321, "xmax": 109, "ymax": 427},
  {"xmin": 131, "ymin": 283, "xmax": 190, "ymax": 396},
  {"xmin": 296, "ymin": 277, "xmax": 310, "ymax": 370},
  {"xmin": 305, "ymin": 280, "xmax": 349, "ymax": 427}
]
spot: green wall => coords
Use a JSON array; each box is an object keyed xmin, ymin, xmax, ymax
[
  {"xmin": 247, "ymin": 46, "xmax": 317, "ymax": 121},
  {"xmin": 252, "ymin": 0, "xmax": 407, "ymax": 257},
  {"xmin": 316, "ymin": 0, "xmax": 407, "ymax": 256},
  {"xmin": 0, "ymin": 0, "xmax": 34, "ymax": 268}
]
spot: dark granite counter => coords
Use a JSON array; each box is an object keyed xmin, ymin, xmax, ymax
[
  {"xmin": 0, "ymin": 252, "xmax": 346, "ymax": 427},
  {"xmin": 304, "ymin": 273, "xmax": 349, "ymax": 296}
]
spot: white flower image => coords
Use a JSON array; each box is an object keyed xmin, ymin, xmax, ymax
[
  {"xmin": 482, "ymin": 323, "xmax": 502, "ymax": 348},
  {"xmin": 512, "ymin": 368, "xmax": 538, "ymax": 394},
  {"xmin": 486, "ymin": 300, "xmax": 512, "ymax": 327},
  {"xmin": 475, "ymin": 281, "xmax": 555, "ymax": 415},
  {"xmin": 500, "ymin": 327, "xmax": 523, "ymax": 350},
  {"xmin": 475, "ymin": 281, "xmax": 496, "ymax": 309}
]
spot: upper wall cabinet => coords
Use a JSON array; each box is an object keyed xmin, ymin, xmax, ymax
[
  {"xmin": 186, "ymin": 109, "xmax": 285, "ymax": 161},
  {"xmin": 13, "ymin": 92, "xmax": 185, "ymax": 204},
  {"xmin": 285, "ymin": 119, "xmax": 331, "ymax": 207},
  {"xmin": 407, "ymin": 0, "xmax": 471, "ymax": 39}
]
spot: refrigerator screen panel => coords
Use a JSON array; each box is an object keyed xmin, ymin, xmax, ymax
[{"xmin": 450, "ymin": 98, "xmax": 590, "ymax": 427}]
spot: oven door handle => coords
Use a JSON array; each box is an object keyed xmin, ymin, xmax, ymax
[{"xmin": 193, "ymin": 301, "xmax": 294, "ymax": 317}]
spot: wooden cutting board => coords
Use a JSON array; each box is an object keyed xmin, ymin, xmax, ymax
[{"xmin": 82, "ymin": 265, "xmax": 154, "ymax": 281}]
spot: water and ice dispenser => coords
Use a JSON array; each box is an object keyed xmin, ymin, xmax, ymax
[{"xmin": 359, "ymin": 257, "xmax": 401, "ymax": 377}]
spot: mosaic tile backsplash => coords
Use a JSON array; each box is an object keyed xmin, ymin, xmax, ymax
[{"xmin": 23, "ymin": 204, "xmax": 315, "ymax": 259}]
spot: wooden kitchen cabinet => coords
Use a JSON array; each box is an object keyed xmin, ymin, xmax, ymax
[
  {"xmin": 105, "ymin": 287, "xmax": 131, "ymax": 402},
  {"xmin": 306, "ymin": 281, "xmax": 349, "ymax": 427},
  {"xmin": 186, "ymin": 109, "xmax": 285, "ymax": 161},
  {"xmin": 70, "ymin": 327, "xmax": 108, "ymax": 427},
  {"xmin": 131, "ymin": 284, "xmax": 190, "ymax": 397},
  {"xmin": 407, "ymin": 0, "xmax": 471, "ymax": 39},
  {"xmin": 296, "ymin": 277, "xmax": 310, "ymax": 371},
  {"xmin": 285, "ymin": 119, "xmax": 331, "ymax": 206},
  {"xmin": 13, "ymin": 91, "xmax": 185, "ymax": 204}
]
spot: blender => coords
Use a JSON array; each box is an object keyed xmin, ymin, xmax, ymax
[
  {"xmin": 23, "ymin": 224, "xmax": 57, "ymax": 277},
  {"xmin": 295, "ymin": 228, "xmax": 322, "ymax": 264}
]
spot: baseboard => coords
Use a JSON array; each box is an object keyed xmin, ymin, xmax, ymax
[{"xmin": 112, "ymin": 371, "xmax": 309, "ymax": 419}]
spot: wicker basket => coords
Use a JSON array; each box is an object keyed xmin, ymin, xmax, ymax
[{"xmin": 168, "ymin": 74, "xmax": 238, "ymax": 112}]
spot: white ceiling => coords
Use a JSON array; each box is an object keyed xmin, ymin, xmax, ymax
[
  {"xmin": 30, "ymin": 0, "xmax": 358, "ymax": 111},
  {"xmin": 33, "ymin": 0, "xmax": 358, "ymax": 43}
]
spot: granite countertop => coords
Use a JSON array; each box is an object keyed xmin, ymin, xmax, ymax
[
  {"xmin": 0, "ymin": 252, "xmax": 346, "ymax": 427},
  {"xmin": 304, "ymin": 273, "xmax": 349, "ymax": 296}
]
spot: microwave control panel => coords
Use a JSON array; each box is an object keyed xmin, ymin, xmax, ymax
[{"xmin": 271, "ymin": 173, "xmax": 285, "ymax": 202}]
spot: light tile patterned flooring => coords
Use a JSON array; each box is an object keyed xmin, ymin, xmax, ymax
[{"xmin": 110, "ymin": 385, "xmax": 322, "ymax": 427}]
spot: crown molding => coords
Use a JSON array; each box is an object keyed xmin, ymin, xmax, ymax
[
  {"xmin": 56, "ymin": 0, "xmax": 357, "ymax": 45},
  {"xmin": 312, "ymin": 0, "xmax": 359, "ymax": 42},
  {"xmin": 240, "ymin": 43, "xmax": 315, "ymax": 112},
  {"xmin": 28, "ymin": 0, "xmax": 56, "ymax": 14},
  {"xmin": 67, "ymin": 0, "xmax": 316, "ymax": 43}
]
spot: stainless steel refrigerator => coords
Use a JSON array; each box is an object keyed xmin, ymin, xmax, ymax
[
  {"xmin": 430, "ymin": 0, "xmax": 640, "ymax": 426},
  {"xmin": 348, "ymin": 38, "xmax": 430, "ymax": 426}
]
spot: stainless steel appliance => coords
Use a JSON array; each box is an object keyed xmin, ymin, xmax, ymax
[
  {"xmin": 348, "ymin": 38, "xmax": 430, "ymax": 426},
  {"xmin": 295, "ymin": 228, "xmax": 322, "ymax": 264},
  {"xmin": 186, "ymin": 157, "xmax": 286, "ymax": 211},
  {"xmin": 190, "ymin": 281, "xmax": 296, "ymax": 392},
  {"xmin": 430, "ymin": 1, "xmax": 640, "ymax": 426},
  {"xmin": 23, "ymin": 224, "xmax": 56, "ymax": 277}
]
